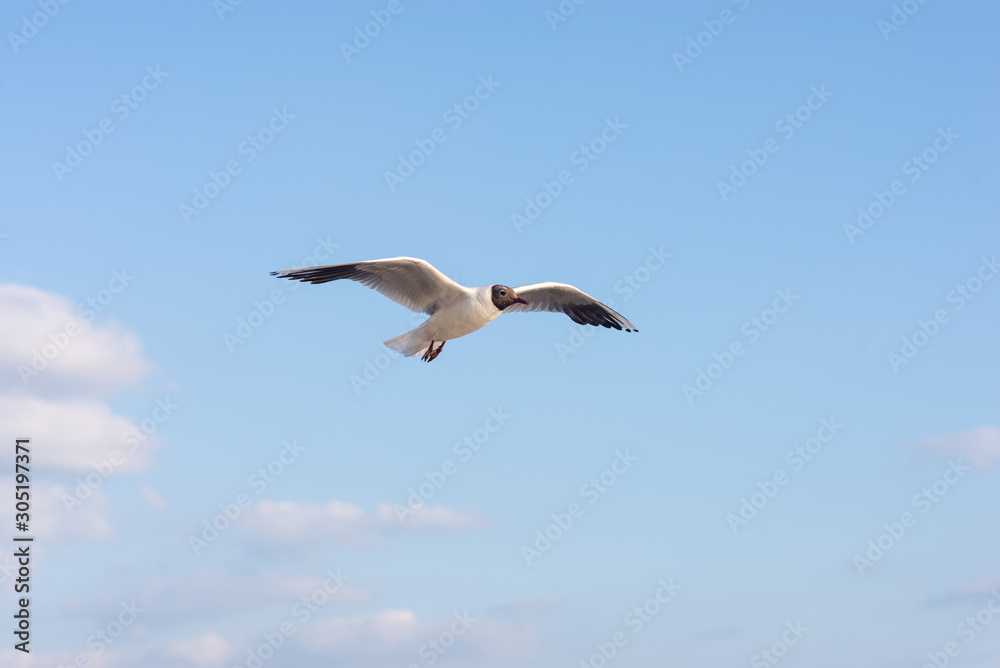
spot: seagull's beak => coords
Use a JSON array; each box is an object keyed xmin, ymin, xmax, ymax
[{"xmin": 514, "ymin": 297, "xmax": 528, "ymax": 305}]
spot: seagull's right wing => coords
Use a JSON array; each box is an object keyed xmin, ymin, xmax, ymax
[
  {"xmin": 271, "ymin": 257, "xmax": 466, "ymax": 315},
  {"xmin": 503, "ymin": 282, "xmax": 637, "ymax": 331}
]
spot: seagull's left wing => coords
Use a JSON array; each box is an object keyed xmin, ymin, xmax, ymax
[
  {"xmin": 503, "ymin": 282, "xmax": 637, "ymax": 331},
  {"xmin": 270, "ymin": 257, "xmax": 466, "ymax": 315}
]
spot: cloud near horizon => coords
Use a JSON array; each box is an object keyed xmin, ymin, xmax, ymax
[
  {"xmin": 167, "ymin": 631, "xmax": 233, "ymax": 667},
  {"xmin": 295, "ymin": 608, "xmax": 538, "ymax": 664},
  {"xmin": 240, "ymin": 499, "xmax": 489, "ymax": 547},
  {"xmin": 925, "ymin": 577, "xmax": 1000, "ymax": 607},
  {"xmin": 920, "ymin": 426, "xmax": 1000, "ymax": 469}
]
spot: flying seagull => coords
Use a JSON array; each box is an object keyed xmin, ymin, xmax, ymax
[{"xmin": 270, "ymin": 257, "xmax": 637, "ymax": 362}]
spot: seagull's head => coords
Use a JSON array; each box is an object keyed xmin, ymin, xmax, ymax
[{"xmin": 491, "ymin": 285, "xmax": 528, "ymax": 310}]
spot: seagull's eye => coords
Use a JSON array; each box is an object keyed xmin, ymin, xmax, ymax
[{"xmin": 499, "ymin": 289, "xmax": 506, "ymax": 296}]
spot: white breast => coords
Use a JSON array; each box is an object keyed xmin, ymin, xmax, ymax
[{"xmin": 423, "ymin": 286, "xmax": 499, "ymax": 341}]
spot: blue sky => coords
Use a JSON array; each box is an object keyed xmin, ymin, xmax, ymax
[{"xmin": 1, "ymin": 1, "xmax": 999, "ymax": 667}]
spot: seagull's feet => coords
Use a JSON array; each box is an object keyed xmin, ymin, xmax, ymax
[{"xmin": 423, "ymin": 340, "xmax": 445, "ymax": 363}]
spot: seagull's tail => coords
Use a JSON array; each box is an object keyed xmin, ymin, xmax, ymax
[{"xmin": 383, "ymin": 327, "xmax": 431, "ymax": 357}]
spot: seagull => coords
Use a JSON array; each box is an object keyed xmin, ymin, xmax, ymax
[{"xmin": 270, "ymin": 257, "xmax": 637, "ymax": 362}]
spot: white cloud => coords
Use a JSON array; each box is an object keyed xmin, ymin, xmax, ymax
[
  {"xmin": 0, "ymin": 647, "xmax": 129, "ymax": 668},
  {"xmin": 0, "ymin": 395, "xmax": 155, "ymax": 473},
  {"xmin": 0, "ymin": 551, "xmax": 16, "ymax": 594},
  {"xmin": 139, "ymin": 569, "xmax": 369, "ymax": 622},
  {"xmin": 921, "ymin": 426, "xmax": 1000, "ymax": 469},
  {"xmin": 255, "ymin": 572, "xmax": 368, "ymax": 603},
  {"xmin": 0, "ymin": 649, "xmax": 73, "ymax": 668},
  {"xmin": 167, "ymin": 632, "xmax": 232, "ymax": 667},
  {"xmin": 0, "ymin": 283, "xmax": 149, "ymax": 396},
  {"xmin": 240, "ymin": 500, "xmax": 488, "ymax": 546},
  {"xmin": 297, "ymin": 608, "xmax": 538, "ymax": 662},
  {"xmin": 0, "ymin": 282, "xmax": 161, "ymax": 545},
  {"xmin": 141, "ymin": 485, "xmax": 166, "ymax": 510},
  {"xmin": 300, "ymin": 609, "xmax": 423, "ymax": 651},
  {"xmin": 925, "ymin": 577, "xmax": 1000, "ymax": 606},
  {"xmin": 375, "ymin": 502, "xmax": 491, "ymax": 530},
  {"xmin": 242, "ymin": 499, "xmax": 371, "ymax": 544},
  {"xmin": 489, "ymin": 593, "xmax": 563, "ymax": 617}
]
